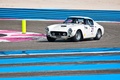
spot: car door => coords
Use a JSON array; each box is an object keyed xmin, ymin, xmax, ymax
[{"xmin": 84, "ymin": 19, "xmax": 95, "ymax": 38}]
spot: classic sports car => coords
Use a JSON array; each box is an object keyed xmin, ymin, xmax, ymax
[{"xmin": 45, "ymin": 16, "xmax": 104, "ymax": 42}]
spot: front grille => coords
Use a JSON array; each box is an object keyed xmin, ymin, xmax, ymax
[{"xmin": 51, "ymin": 31, "xmax": 67, "ymax": 36}]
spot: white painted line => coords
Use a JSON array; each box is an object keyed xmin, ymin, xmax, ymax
[{"xmin": 0, "ymin": 51, "xmax": 120, "ymax": 56}]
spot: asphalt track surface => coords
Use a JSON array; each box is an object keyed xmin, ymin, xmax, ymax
[
  {"xmin": 0, "ymin": 20, "xmax": 120, "ymax": 79},
  {"xmin": 0, "ymin": 52, "xmax": 120, "ymax": 79},
  {"xmin": 0, "ymin": 20, "xmax": 120, "ymax": 50}
]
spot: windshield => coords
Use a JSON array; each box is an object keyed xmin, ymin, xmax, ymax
[{"xmin": 63, "ymin": 18, "xmax": 84, "ymax": 24}]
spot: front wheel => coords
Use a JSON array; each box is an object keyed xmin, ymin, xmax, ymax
[
  {"xmin": 71, "ymin": 30, "xmax": 82, "ymax": 42},
  {"xmin": 47, "ymin": 36, "xmax": 56, "ymax": 42},
  {"xmin": 94, "ymin": 29, "xmax": 102, "ymax": 40}
]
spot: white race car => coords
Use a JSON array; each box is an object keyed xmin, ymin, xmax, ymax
[{"xmin": 45, "ymin": 16, "xmax": 104, "ymax": 42}]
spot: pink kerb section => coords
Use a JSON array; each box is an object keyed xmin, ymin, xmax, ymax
[
  {"xmin": 11, "ymin": 33, "xmax": 46, "ymax": 37},
  {"xmin": 0, "ymin": 30, "xmax": 46, "ymax": 42},
  {"xmin": 0, "ymin": 37, "xmax": 33, "ymax": 42},
  {"xmin": 0, "ymin": 30, "xmax": 19, "ymax": 33}
]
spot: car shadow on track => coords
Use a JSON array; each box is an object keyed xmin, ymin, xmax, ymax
[{"xmin": 38, "ymin": 38, "xmax": 95, "ymax": 43}]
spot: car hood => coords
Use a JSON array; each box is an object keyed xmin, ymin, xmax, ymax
[{"xmin": 48, "ymin": 23, "xmax": 81, "ymax": 31}]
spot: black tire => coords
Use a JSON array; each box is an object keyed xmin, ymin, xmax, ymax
[
  {"xmin": 71, "ymin": 30, "xmax": 82, "ymax": 42},
  {"xmin": 94, "ymin": 29, "xmax": 102, "ymax": 40},
  {"xmin": 47, "ymin": 36, "xmax": 56, "ymax": 42}
]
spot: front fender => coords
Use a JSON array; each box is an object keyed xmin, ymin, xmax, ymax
[{"xmin": 71, "ymin": 28, "xmax": 84, "ymax": 38}]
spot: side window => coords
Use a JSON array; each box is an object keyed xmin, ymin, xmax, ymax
[
  {"xmin": 89, "ymin": 19, "xmax": 94, "ymax": 26},
  {"xmin": 85, "ymin": 19, "xmax": 94, "ymax": 26},
  {"xmin": 85, "ymin": 19, "xmax": 89, "ymax": 25}
]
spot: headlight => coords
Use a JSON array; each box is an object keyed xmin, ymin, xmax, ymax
[{"xmin": 68, "ymin": 28, "xmax": 72, "ymax": 35}]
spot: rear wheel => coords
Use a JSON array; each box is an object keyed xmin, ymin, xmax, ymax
[
  {"xmin": 71, "ymin": 30, "xmax": 82, "ymax": 42},
  {"xmin": 94, "ymin": 29, "xmax": 102, "ymax": 40},
  {"xmin": 47, "ymin": 36, "xmax": 56, "ymax": 42}
]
